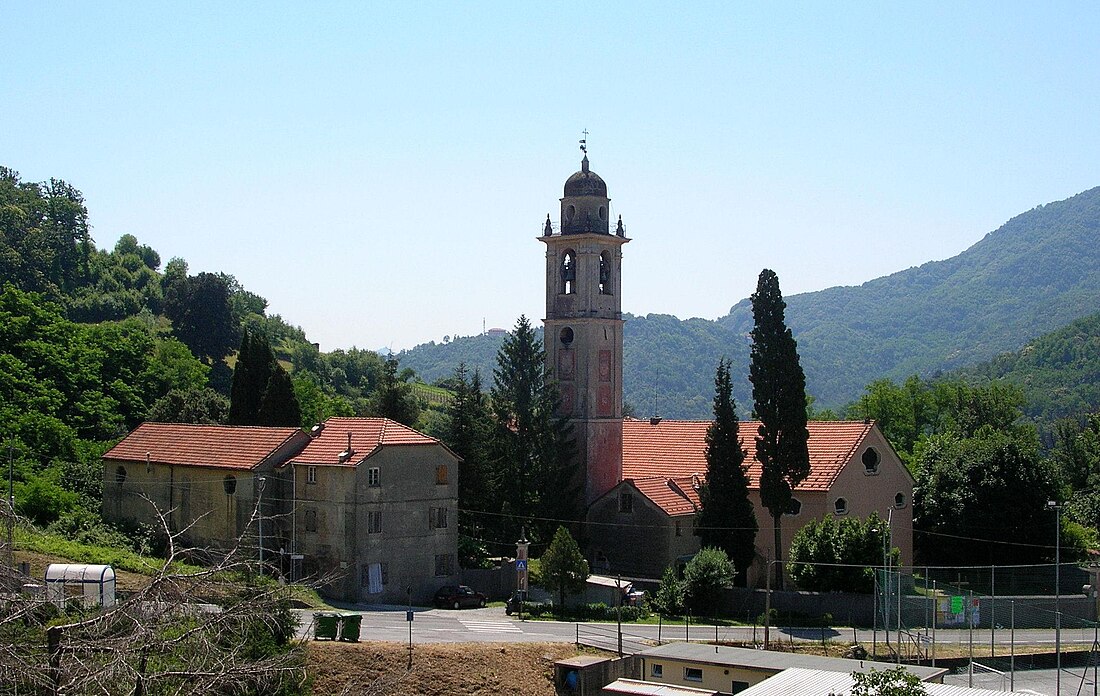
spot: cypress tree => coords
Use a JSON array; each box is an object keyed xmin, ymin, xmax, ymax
[
  {"xmin": 696, "ymin": 358, "xmax": 757, "ymax": 586},
  {"xmin": 229, "ymin": 329, "xmax": 277, "ymax": 425},
  {"xmin": 749, "ymin": 269, "xmax": 810, "ymax": 589},
  {"xmin": 257, "ymin": 365, "xmax": 302, "ymax": 427}
]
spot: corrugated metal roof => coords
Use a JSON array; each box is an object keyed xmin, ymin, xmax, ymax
[
  {"xmin": 638, "ymin": 644, "xmax": 945, "ymax": 681},
  {"xmin": 737, "ymin": 668, "xmax": 1025, "ymax": 696},
  {"xmin": 602, "ymin": 678, "xmax": 717, "ymax": 695}
]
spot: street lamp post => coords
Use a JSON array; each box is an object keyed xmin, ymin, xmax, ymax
[{"xmin": 1048, "ymin": 500, "xmax": 1062, "ymax": 695}]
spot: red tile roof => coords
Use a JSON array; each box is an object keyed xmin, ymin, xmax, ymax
[
  {"xmin": 631, "ymin": 476, "xmax": 702, "ymax": 516},
  {"xmin": 102, "ymin": 423, "xmax": 306, "ymax": 471},
  {"xmin": 290, "ymin": 417, "xmax": 443, "ymax": 467},
  {"xmin": 623, "ymin": 418, "xmax": 873, "ymax": 494}
]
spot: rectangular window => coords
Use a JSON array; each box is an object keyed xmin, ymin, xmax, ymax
[
  {"xmin": 307, "ymin": 466, "xmax": 317, "ymax": 484},
  {"xmin": 651, "ymin": 663, "xmax": 663, "ymax": 678},
  {"xmin": 304, "ymin": 508, "xmax": 318, "ymax": 533},
  {"xmin": 619, "ymin": 492, "xmax": 633, "ymax": 514},
  {"xmin": 434, "ymin": 553, "xmax": 454, "ymax": 577},
  {"xmin": 675, "ymin": 521, "xmax": 682, "ymax": 537},
  {"xmin": 435, "ymin": 464, "xmax": 448, "ymax": 485},
  {"xmin": 684, "ymin": 667, "xmax": 703, "ymax": 682},
  {"xmin": 367, "ymin": 511, "xmax": 382, "ymax": 534},
  {"xmin": 367, "ymin": 467, "xmax": 380, "ymax": 487},
  {"xmin": 731, "ymin": 681, "xmax": 749, "ymax": 694},
  {"xmin": 430, "ymin": 507, "xmax": 448, "ymax": 529}
]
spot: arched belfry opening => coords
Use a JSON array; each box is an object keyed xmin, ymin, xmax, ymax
[
  {"xmin": 561, "ymin": 250, "xmax": 576, "ymax": 294},
  {"xmin": 539, "ymin": 149, "xmax": 630, "ymax": 506},
  {"xmin": 599, "ymin": 251, "xmax": 612, "ymax": 295}
]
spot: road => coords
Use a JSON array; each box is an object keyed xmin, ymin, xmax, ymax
[{"xmin": 295, "ymin": 605, "xmax": 1100, "ymax": 653}]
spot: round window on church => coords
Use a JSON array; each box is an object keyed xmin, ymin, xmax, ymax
[
  {"xmin": 599, "ymin": 206, "xmax": 607, "ymax": 220},
  {"xmin": 560, "ymin": 327, "xmax": 574, "ymax": 346},
  {"xmin": 566, "ymin": 205, "xmax": 576, "ymax": 221}
]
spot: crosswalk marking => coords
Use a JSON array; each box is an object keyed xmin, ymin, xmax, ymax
[{"xmin": 457, "ymin": 618, "xmax": 523, "ymax": 634}]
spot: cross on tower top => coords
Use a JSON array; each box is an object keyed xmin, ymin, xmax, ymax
[{"xmin": 579, "ymin": 128, "xmax": 589, "ymax": 154}]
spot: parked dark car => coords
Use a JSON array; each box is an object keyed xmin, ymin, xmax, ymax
[{"xmin": 433, "ymin": 585, "xmax": 487, "ymax": 609}]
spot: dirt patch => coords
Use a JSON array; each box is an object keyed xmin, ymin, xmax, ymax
[{"xmin": 307, "ymin": 641, "xmax": 587, "ymax": 695}]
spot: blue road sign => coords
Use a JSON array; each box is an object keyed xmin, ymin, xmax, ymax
[{"xmin": 516, "ymin": 559, "xmax": 528, "ymax": 571}]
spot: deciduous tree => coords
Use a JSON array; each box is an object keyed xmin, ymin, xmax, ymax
[
  {"xmin": 539, "ymin": 526, "xmax": 589, "ymax": 616},
  {"xmin": 682, "ymin": 546, "xmax": 735, "ymax": 615},
  {"xmin": 788, "ymin": 512, "xmax": 896, "ymax": 593}
]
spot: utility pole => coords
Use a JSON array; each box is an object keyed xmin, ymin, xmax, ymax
[
  {"xmin": 257, "ymin": 476, "xmax": 267, "ymax": 575},
  {"xmin": 7, "ymin": 441, "xmax": 14, "ymax": 570}
]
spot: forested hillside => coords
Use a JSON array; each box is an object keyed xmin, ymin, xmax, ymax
[
  {"xmin": 402, "ymin": 186, "xmax": 1100, "ymax": 418},
  {"xmin": 721, "ymin": 186, "xmax": 1100, "ymax": 407},
  {"xmin": 0, "ymin": 167, "xmax": 421, "ymax": 534},
  {"xmin": 954, "ymin": 311, "xmax": 1100, "ymax": 426}
]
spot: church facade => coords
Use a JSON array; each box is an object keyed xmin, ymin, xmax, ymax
[{"xmin": 540, "ymin": 155, "xmax": 914, "ymax": 586}]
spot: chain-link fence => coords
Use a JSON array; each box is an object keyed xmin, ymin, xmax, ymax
[{"xmin": 875, "ymin": 565, "xmax": 1100, "ymax": 667}]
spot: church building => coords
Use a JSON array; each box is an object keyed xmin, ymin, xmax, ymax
[{"xmin": 540, "ymin": 153, "xmax": 914, "ymax": 586}]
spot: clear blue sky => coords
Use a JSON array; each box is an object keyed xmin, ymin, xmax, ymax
[{"xmin": 3, "ymin": 2, "xmax": 1098, "ymax": 351}]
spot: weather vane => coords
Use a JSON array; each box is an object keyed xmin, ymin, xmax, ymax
[{"xmin": 579, "ymin": 128, "xmax": 589, "ymax": 155}]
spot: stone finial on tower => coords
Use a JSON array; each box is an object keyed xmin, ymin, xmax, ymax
[
  {"xmin": 616, "ymin": 215, "xmax": 625, "ymax": 237},
  {"xmin": 544, "ymin": 214, "xmax": 553, "ymax": 237}
]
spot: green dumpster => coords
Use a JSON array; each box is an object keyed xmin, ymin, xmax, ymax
[
  {"xmin": 338, "ymin": 612, "xmax": 362, "ymax": 642},
  {"xmin": 314, "ymin": 612, "xmax": 339, "ymax": 640}
]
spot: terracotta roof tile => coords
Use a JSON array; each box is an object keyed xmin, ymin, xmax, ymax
[
  {"xmin": 631, "ymin": 476, "xmax": 702, "ymax": 516},
  {"xmin": 102, "ymin": 423, "xmax": 306, "ymax": 471},
  {"xmin": 623, "ymin": 418, "xmax": 873, "ymax": 498},
  {"xmin": 291, "ymin": 417, "xmax": 441, "ymax": 467}
]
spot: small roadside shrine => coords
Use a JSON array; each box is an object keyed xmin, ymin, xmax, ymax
[{"xmin": 44, "ymin": 564, "xmax": 117, "ymax": 608}]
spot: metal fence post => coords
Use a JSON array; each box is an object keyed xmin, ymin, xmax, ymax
[
  {"xmin": 932, "ymin": 580, "xmax": 937, "ymax": 667},
  {"xmin": 990, "ymin": 564, "xmax": 996, "ymax": 658},
  {"xmin": 1010, "ymin": 600, "xmax": 1015, "ymax": 693}
]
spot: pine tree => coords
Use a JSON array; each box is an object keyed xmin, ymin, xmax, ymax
[
  {"xmin": 257, "ymin": 365, "xmax": 302, "ymax": 427},
  {"xmin": 696, "ymin": 358, "xmax": 757, "ymax": 586},
  {"xmin": 371, "ymin": 354, "xmax": 421, "ymax": 426},
  {"xmin": 749, "ymin": 269, "xmax": 810, "ymax": 589},
  {"xmin": 445, "ymin": 364, "xmax": 495, "ymax": 565},
  {"xmin": 446, "ymin": 364, "xmax": 492, "ymax": 514},
  {"xmin": 489, "ymin": 315, "xmax": 578, "ymax": 546}
]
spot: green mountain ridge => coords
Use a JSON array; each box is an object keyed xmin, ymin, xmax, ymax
[
  {"xmin": 955, "ymin": 311, "xmax": 1100, "ymax": 425},
  {"xmin": 401, "ymin": 186, "xmax": 1100, "ymax": 418}
]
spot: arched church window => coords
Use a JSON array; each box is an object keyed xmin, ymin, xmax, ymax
[
  {"xmin": 599, "ymin": 251, "xmax": 612, "ymax": 295},
  {"xmin": 560, "ymin": 250, "xmax": 576, "ymax": 295}
]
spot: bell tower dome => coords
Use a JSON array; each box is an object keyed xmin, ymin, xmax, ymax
[{"xmin": 540, "ymin": 154, "xmax": 629, "ymax": 505}]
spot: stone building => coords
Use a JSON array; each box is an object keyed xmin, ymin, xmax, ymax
[
  {"xmin": 101, "ymin": 423, "xmax": 309, "ymax": 552},
  {"xmin": 102, "ymin": 417, "xmax": 460, "ymax": 605},
  {"xmin": 282, "ymin": 417, "xmax": 461, "ymax": 604}
]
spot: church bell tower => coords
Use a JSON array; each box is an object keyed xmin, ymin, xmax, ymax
[{"xmin": 540, "ymin": 153, "xmax": 629, "ymax": 505}]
